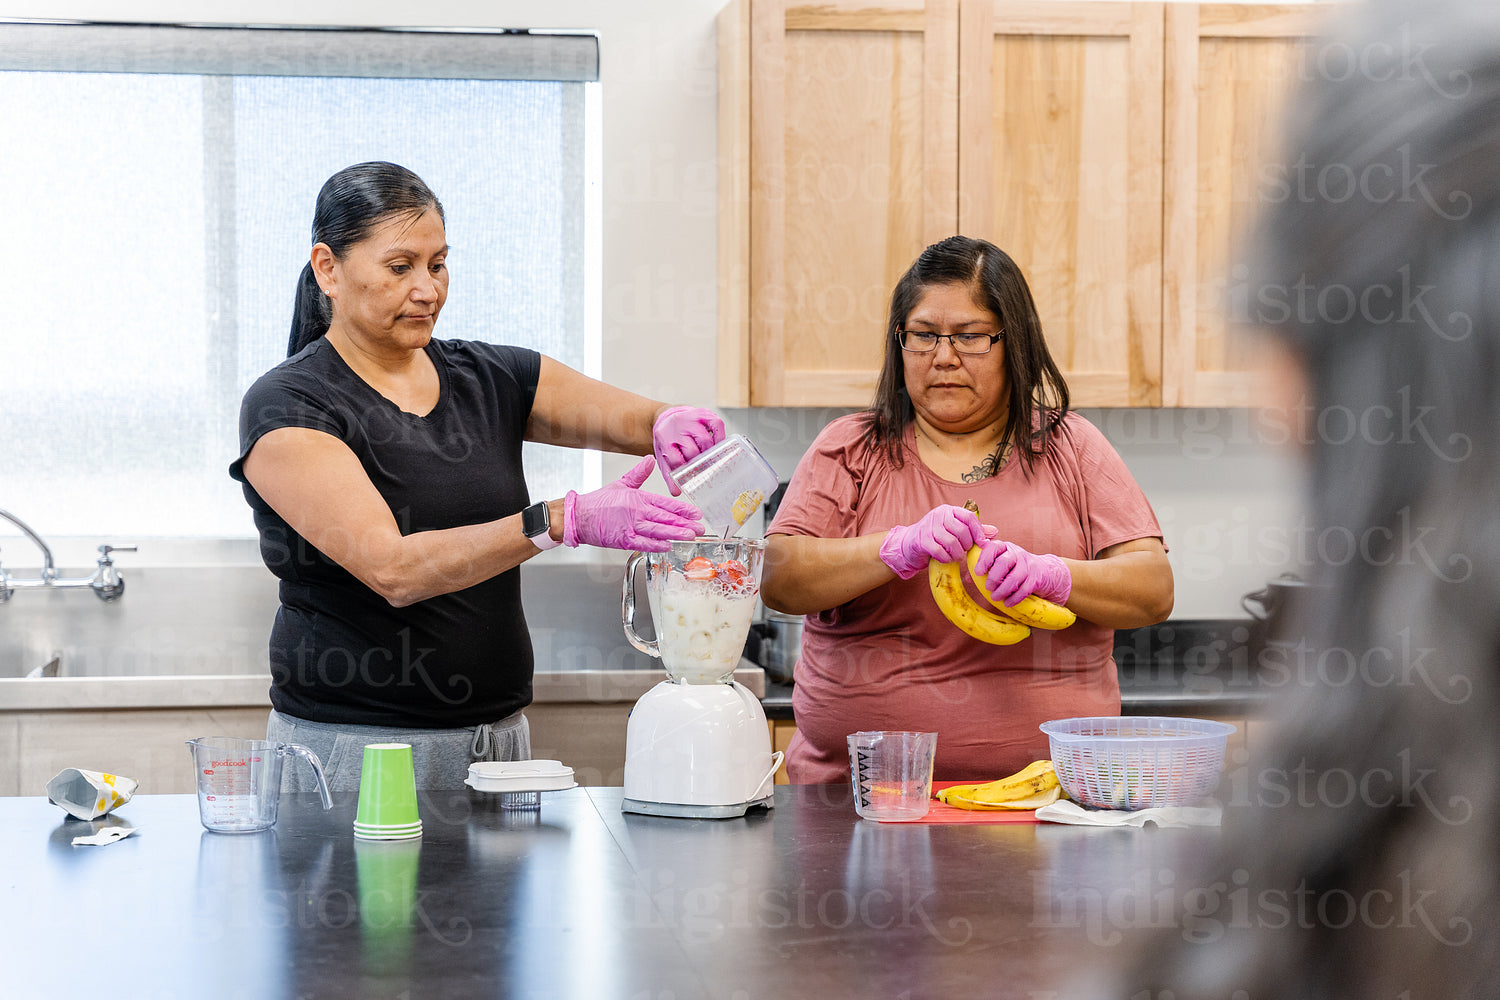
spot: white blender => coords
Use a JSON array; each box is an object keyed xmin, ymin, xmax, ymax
[{"xmin": 620, "ymin": 533, "xmax": 782, "ymax": 818}]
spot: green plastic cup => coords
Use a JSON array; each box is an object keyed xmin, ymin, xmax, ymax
[{"xmin": 354, "ymin": 743, "xmax": 422, "ymax": 840}]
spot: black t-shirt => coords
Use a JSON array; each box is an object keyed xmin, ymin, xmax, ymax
[{"xmin": 229, "ymin": 337, "xmax": 541, "ymax": 727}]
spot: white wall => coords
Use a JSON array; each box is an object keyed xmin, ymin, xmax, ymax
[{"xmin": 5, "ymin": 0, "xmax": 1311, "ymax": 617}]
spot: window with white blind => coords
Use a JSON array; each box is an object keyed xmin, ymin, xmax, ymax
[{"xmin": 0, "ymin": 22, "xmax": 600, "ymax": 540}]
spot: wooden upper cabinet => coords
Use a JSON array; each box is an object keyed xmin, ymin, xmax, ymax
[
  {"xmin": 1162, "ymin": 4, "xmax": 1330, "ymax": 406},
  {"xmin": 960, "ymin": 1, "xmax": 1165, "ymax": 407},
  {"xmin": 718, "ymin": 0, "xmax": 960, "ymax": 406},
  {"xmin": 718, "ymin": 1, "xmax": 1342, "ymax": 408}
]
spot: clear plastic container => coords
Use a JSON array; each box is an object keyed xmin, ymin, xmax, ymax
[
  {"xmin": 664, "ymin": 434, "xmax": 778, "ymax": 538},
  {"xmin": 497, "ymin": 791, "xmax": 541, "ymax": 810}
]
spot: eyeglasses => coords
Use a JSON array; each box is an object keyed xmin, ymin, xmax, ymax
[{"xmin": 897, "ymin": 330, "xmax": 1002, "ymax": 354}]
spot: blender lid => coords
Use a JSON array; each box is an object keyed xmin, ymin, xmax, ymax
[{"xmin": 466, "ymin": 760, "xmax": 577, "ymax": 793}]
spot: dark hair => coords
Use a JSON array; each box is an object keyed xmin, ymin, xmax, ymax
[
  {"xmin": 1127, "ymin": 0, "xmax": 1500, "ymax": 995},
  {"xmin": 863, "ymin": 236, "xmax": 1069, "ymax": 473},
  {"xmin": 286, "ymin": 161, "xmax": 445, "ymax": 357}
]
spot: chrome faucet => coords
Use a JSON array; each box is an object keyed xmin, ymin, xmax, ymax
[
  {"xmin": 91, "ymin": 544, "xmax": 133, "ymax": 601},
  {"xmin": 0, "ymin": 509, "xmax": 136, "ymax": 603},
  {"xmin": 0, "ymin": 508, "xmax": 56, "ymax": 583}
]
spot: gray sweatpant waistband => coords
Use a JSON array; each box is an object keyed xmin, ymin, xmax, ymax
[
  {"xmin": 468, "ymin": 711, "xmax": 525, "ymax": 758},
  {"xmin": 267, "ymin": 708, "xmax": 531, "ymax": 792}
]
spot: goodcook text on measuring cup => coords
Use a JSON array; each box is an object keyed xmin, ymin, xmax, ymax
[{"xmin": 185, "ymin": 737, "xmax": 333, "ymax": 833}]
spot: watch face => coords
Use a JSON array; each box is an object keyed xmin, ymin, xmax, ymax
[{"xmin": 522, "ymin": 501, "xmax": 549, "ymax": 537}]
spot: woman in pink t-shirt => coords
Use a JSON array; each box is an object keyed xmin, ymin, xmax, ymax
[{"xmin": 762, "ymin": 236, "xmax": 1174, "ymax": 783}]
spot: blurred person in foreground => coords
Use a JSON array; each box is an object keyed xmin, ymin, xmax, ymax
[{"xmin": 1120, "ymin": 1, "xmax": 1500, "ymax": 996}]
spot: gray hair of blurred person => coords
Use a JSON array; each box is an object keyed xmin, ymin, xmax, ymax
[
  {"xmin": 864, "ymin": 235, "xmax": 1070, "ymax": 473},
  {"xmin": 1125, "ymin": 1, "xmax": 1500, "ymax": 996},
  {"xmin": 286, "ymin": 161, "xmax": 445, "ymax": 357}
]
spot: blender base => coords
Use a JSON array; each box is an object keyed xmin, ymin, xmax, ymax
[{"xmin": 621, "ymin": 794, "xmax": 775, "ymax": 820}]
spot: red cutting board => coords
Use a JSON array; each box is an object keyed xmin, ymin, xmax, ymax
[{"xmin": 878, "ymin": 781, "xmax": 1043, "ymax": 825}]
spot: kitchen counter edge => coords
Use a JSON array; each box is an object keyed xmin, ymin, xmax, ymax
[
  {"xmin": 759, "ymin": 680, "xmax": 1273, "ymax": 721},
  {"xmin": 0, "ymin": 664, "xmax": 767, "ymax": 712}
]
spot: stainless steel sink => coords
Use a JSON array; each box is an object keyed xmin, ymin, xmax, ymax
[{"xmin": 23, "ymin": 656, "xmax": 61, "ymax": 678}]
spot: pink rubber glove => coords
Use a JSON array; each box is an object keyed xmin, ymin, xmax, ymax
[
  {"xmin": 973, "ymin": 540, "xmax": 1072, "ymax": 607},
  {"xmin": 563, "ymin": 456, "xmax": 704, "ymax": 551},
  {"xmin": 652, "ymin": 406, "xmax": 725, "ymax": 495},
  {"xmin": 878, "ymin": 505, "xmax": 992, "ymax": 580}
]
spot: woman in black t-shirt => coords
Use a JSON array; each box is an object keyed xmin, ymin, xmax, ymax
[{"xmin": 230, "ymin": 161, "xmax": 723, "ymax": 790}]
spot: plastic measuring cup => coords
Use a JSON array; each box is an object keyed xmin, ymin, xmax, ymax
[
  {"xmin": 663, "ymin": 434, "xmax": 778, "ymax": 537},
  {"xmin": 185, "ymin": 736, "xmax": 333, "ymax": 833},
  {"xmin": 847, "ymin": 731, "xmax": 938, "ymax": 821}
]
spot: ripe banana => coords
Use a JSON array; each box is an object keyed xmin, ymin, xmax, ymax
[
  {"xmin": 964, "ymin": 547, "xmax": 1077, "ymax": 630},
  {"xmin": 943, "ymin": 784, "xmax": 1063, "ymax": 811},
  {"xmin": 936, "ymin": 760, "xmax": 1063, "ymax": 810},
  {"xmin": 928, "ymin": 557, "xmax": 1030, "ymax": 646},
  {"xmin": 953, "ymin": 499, "xmax": 1075, "ymax": 631}
]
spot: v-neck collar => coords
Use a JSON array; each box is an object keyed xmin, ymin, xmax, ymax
[{"xmin": 319, "ymin": 338, "xmax": 450, "ymax": 422}]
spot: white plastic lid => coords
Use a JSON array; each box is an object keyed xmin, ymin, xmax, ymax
[{"xmin": 465, "ymin": 759, "xmax": 577, "ymax": 794}]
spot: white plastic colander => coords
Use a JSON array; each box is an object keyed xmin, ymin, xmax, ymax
[{"xmin": 1039, "ymin": 716, "xmax": 1236, "ymax": 811}]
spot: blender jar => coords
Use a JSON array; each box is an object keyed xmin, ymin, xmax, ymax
[{"xmin": 622, "ymin": 536, "xmax": 766, "ymax": 684}]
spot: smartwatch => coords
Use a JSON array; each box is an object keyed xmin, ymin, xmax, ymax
[{"xmin": 522, "ymin": 501, "xmax": 561, "ymax": 550}]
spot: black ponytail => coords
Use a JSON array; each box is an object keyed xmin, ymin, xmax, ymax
[
  {"xmin": 285, "ymin": 161, "xmax": 444, "ymax": 358},
  {"xmin": 287, "ymin": 262, "xmax": 332, "ymax": 357}
]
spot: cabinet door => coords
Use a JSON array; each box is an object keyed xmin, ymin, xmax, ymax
[
  {"xmin": 770, "ymin": 720, "xmax": 795, "ymax": 785},
  {"xmin": 1162, "ymin": 4, "xmax": 1329, "ymax": 406},
  {"xmin": 723, "ymin": 0, "xmax": 961, "ymax": 406},
  {"xmin": 960, "ymin": 2, "xmax": 1165, "ymax": 407}
]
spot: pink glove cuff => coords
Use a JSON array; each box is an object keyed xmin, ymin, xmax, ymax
[
  {"xmin": 562, "ymin": 491, "xmax": 581, "ymax": 548},
  {"xmin": 1038, "ymin": 554, "xmax": 1072, "ymax": 605},
  {"xmin": 878, "ymin": 525, "xmax": 922, "ymax": 580}
]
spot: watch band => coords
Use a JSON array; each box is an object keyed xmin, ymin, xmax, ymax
[{"xmin": 523, "ymin": 501, "xmax": 561, "ymax": 551}]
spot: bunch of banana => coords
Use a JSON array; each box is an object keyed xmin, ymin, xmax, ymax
[
  {"xmin": 964, "ymin": 547, "xmax": 1077, "ymax": 630},
  {"xmin": 936, "ymin": 760, "xmax": 1064, "ymax": 810},
  {"xmin": 926, "ymin": 500, "xmax": 1076, "ymax": 642},
  {"xmin": 928, "ymin": 557, "xmax": 1030, "ymax": 646}
]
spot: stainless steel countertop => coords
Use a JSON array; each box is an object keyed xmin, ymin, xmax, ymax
[
  {"xmin": 759, "ymin": 619, "xmax": 1275, "ymax": 720},
  {"xmin": 759, "ymin": 677, "xmax": 1271, "ymax": 721}
]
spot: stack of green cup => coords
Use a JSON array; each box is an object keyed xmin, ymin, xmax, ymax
[{"xmin": 353, "ymin": 743, "xmax": 422, "ymax": 841}]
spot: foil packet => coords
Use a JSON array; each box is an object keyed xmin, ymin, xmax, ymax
[{"xmin": 46, "ymin": 768, "xmax": 138, "ymax": 821}]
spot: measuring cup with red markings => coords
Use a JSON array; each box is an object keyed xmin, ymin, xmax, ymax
[{"xmin": 185, "ymin": 737, "xmax": 333, "ymax": 833}]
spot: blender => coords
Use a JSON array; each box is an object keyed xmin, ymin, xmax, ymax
[{"xmin": 620, "ymin": 536, "xmax": 782, "ymax": 818}]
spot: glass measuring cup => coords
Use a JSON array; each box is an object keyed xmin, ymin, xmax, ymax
[
  {"xmin": 185, "ymin": 736, "xmax": 333, "ymax": 833},
  {"xmin": 663, "ymin": 434, "xmax": 778, "ymax": 537},
  {"xmin": 622, "ymin": 536, "xmax": 765, "ymax": 684}
]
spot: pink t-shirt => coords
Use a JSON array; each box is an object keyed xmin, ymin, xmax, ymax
[{"xmin": 768, "ymin": 412, "xmax": 1165, "ymax": 784}]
